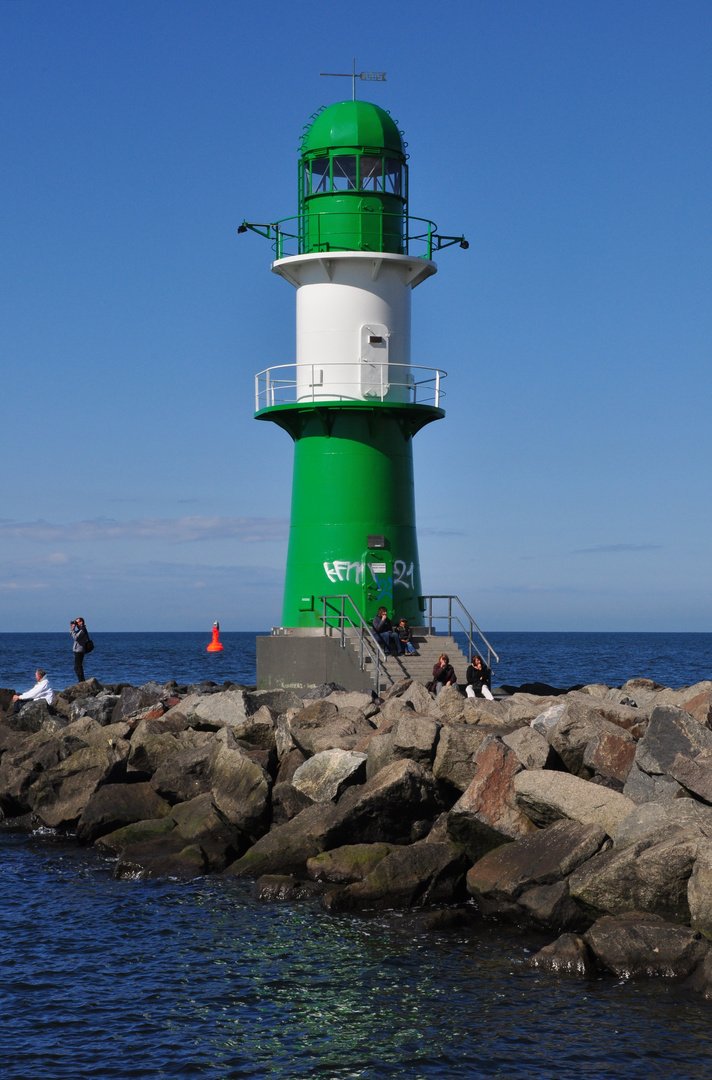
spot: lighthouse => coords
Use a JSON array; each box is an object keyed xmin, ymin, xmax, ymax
[{"xmin": 242, "ymin": 97, "xmax": 466, "ymax": 689}]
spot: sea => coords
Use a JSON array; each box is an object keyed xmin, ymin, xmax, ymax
[{"xmin": 2, "ymin": 631, "xmax": 712, "ymax": 1080}]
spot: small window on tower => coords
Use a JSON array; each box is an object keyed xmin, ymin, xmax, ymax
[
  {"xmin": 360, "ymin": 156, "xmax": 384, "ymax": 191},
  {"xmin": 332, "ymin": 156, "xmax": 358, "ymax": 191},
  {"xmin": 310, "ymin": 158, "xmax": 330, "ymax": 194},
  {"xmin": 385, "ymin": 159, "xmax": 403, "ymax": 196}
]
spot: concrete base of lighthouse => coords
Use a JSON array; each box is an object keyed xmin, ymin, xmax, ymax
[{"xmin": 256, "ymin": 627, "xmax": 468, "ymax": 695}]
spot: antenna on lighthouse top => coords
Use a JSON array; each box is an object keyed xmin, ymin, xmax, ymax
[{"xmin": 320, "ymin": 59, "xmax": 386, "ymax": 100}]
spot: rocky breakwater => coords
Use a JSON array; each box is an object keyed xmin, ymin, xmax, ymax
[{"xmin": 4, "ymin": 674, "xmax": 712, "ymax": 996}]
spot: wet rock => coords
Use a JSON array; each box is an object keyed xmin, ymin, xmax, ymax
[
  {"xmin": 518, "ymin": 880, "xmax": 592, "ymax": 933},
  {"xmin": 447, "ymin": 737, "xmax": 537, "ymax": 862},
  {"xmin": 323, "ymin": 837, "xmax": 469, "ymax": 912},
  {"xmin": 170, "ymin": 792, "xmax": 248, "ymax": 871},
  {"xmin": 514, "ymin": 770, "xmax": 635, "ymax": 837},
  {"xmin": 115, "ymin": 842, "xmax": 208, "ymax": 880},
  {"xmin": 583, "ymin": 912, "xmax": 709, "ymax": 978},
  {"xmin": 292, "ymin": 749, "xmax": 367, "ymax": 803},
  {"xmin": 252, "ymin": 875, "xmax": 326, "ymax": 902},
  {"xmin": 223, "ymin": 803, "xmax": 338, "ymax": 878},
  {"xmin": 95, "ymin": 815, "xmax": 176, "ymax": 855},
  {"xmin": 306, "ymin": 842, "xmax": 399, "ymax": 884},
  {"xmin": 527, "ymin": 933, "xmax": 597, "ymax": 977}
]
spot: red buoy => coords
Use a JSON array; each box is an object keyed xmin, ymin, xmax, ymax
[{"xmin": 207, "ymin": 621, "xmax": 224, "ymax": 652}]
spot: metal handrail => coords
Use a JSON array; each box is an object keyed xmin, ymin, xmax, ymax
[
  {"xmin": 255, "ymin": 362, "xmax": 445, "ymax": 411},
  {"xmin": 317, "ymin": 594, "xmax": 393, "ymax": 689},
  {"xmin": 421, "ymin": 595, "xmax": 499, "ymax": 671},
  {"xmin": 239, "ymin": 214, "xmax": 466, "ymax": 261}
]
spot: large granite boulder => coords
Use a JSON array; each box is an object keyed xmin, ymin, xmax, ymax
[
  {"xmin": 432, "ymin": 724, "xmax": 492, "ymax": 791},
  {"xmin": 466, "ymin": 819, "xmax": 609, "ymax": 914},
  {"xmin": 688, "ymin": 839, "xmax": 712, "ymax": 940},
  {"xmin": 584, "ymin": 912, "xmax": 709, "ymax": 978},
  {"xmin": 502, "ymin": 726, "xmax": 555, "ymax": 771},
  {"xmin": 447, "ymin": 737, "xmax": 537, "ymax": 861},
  {"xmin": 546, "ymin": 700, "xmax": 636, "ymax": 778},
  {"xmin": 289, "ymin": 701, "xmax": 374, "ymax": 756},
  {"xmin": 28, "ymin": 739, "xmax": 130, "ymax": 829},
  {"xmin": 222, "ymin": 803, "xmax": 338, "ymax": 878},
  {"xmin": 76, "ymin": 782, "xmax": 172, "ymax": 844},
  {"xmin": 209, "ymin": 730, "xmax": 272, "ymax": 838},
  {"xmin": 0, "ymin": 726, "xmax": 90, "ymax": 813},
  {"xmin": 514, "ymin": 771, "xmax": 635, "ymax": 837},
  {"xmin": 635, "ymin": 705, "xmax": 712, "ymax": 776},
  {"xmin": 365, "ymin": 714, "xmax": 440, "ymax": 779},
  {"xmin": 568, "ymin": 833, "xmax": 700, "ymax": 923}
]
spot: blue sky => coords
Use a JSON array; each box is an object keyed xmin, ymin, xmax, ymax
[{"xmin": 1, "ymin": 0, "xmax": 710, "ymax": 632}]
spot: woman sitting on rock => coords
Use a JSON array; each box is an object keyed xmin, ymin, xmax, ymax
[
  {"xmin": 465, "ymin": 654, "xmax": 494, "ymax": 700},
  {"xmin": 429, "ymin": 653, "xmax": 457, "ymax": 695}
]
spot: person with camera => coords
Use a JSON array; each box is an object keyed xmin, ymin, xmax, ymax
[{"xmin": 70, "ymin": 617, "xmax": 91, "ymax": 682}]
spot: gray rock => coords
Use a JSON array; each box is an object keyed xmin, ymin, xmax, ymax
[
  {"xmin": 290, "ymin": 700, "xmax": 374, "ymax": 756},
  {"xmin": 466, "ymin": 819, "xmax": 609, "ymax": 908},
  {"xmin": 688, "ymin": 839, "xmax": 712, "ymax": 940},
  {"xmin": 518, "ymin": 880, "xmax": 592, "ymax": 933},
  {"xmin": 514, "ymin": 770, "xmax": 636, "ymax": 838},
  {"xmin": 582, "ymin": 729, "xmax": 637, "ymax": 785},
  {"xmin": 584, "ymin": 912, "xmax": 709, "ymax": 978},
  {"xmin": 209, "ymin": 731, "xmax": 272, "ymax": 838},
  {"xmin": 614, "ymin": 799, "xmax": 712, "ymax": 848},
  {"xmin": 531, "ymin": 702, "xmax": 567, "ymax": 736},
  {"xmin": 76, "ymin": 782, "xmax": 171, "ymax": 844},
  {"xmin": 252, "ymin": 875, "xmax": 326, "ymax": 902},
  {"xmin": 635, "ymin": 705, "xmax": 712, "ymax": 775},
  {"xmin": 569, "ymin": 835, "xmax": 700, "ymax": 923},
  {"xmin": 223, "ymin": 803, "xmax": 338, "ymax": 878},
  {"xmin": 150, "ymin": 742, "xmax": 215, "ymax": 804},
  {"xmin": 28, "ymin": 740, "xmax": 130, "ymax": 829},
  {"xmin": 366, "ymin": 714, "xmax": 440, "ymax": 779},
  {"xmin": 246, "ymin": 688, "xmax": 305, "ymax": 715},
  {"xmin": 623, "ymin": 761, "xmax": 685, "ymax": 804},
  {"xmin": 547, "ymin": 700, "xmax": 635, "ymax": 778},
  {"xmin": 432, "ymin": 724, "xmax": 492, "ymax": 791},
  {"xmin": 70, "ymin": 693, "xmax": 120, "ymax": 726},
  {"xmin": 292, "ymin": 749, "xmax": 367, "ymax": 803},
  {"xmin": 502, "ymin": 726, "xmax": 554, "ymax": 771},
  {"xmin": 669, "ymin": 748, "xmax": 712, "ymax": 803}
]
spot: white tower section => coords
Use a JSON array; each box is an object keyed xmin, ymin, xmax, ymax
[{"xmin": 272, "ymin": 251, "xmax": 437, "ymax": 404}]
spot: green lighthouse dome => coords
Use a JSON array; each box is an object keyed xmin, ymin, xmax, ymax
[
  {"xmin": 302, "ymin": 100, "xmax": 405, "ymax": 156},
  {"xmin": 299, "ymin": 100, "xmax": 408, "ymax": 254}
]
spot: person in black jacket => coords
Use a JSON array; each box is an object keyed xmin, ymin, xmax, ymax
[
  {"xmin": 371, "ymin": 607, "xmax": 402, "ymax": 656},
  {"xmin": 466, "ymin": 654, "xmax": 492, "ymax": 699},
  {"xmin": 70, "ymin": 617, "xmax": 90, "ymax": 682}
]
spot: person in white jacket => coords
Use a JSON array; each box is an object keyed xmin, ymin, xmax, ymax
[{"xmin": 12, "ymin": 669, "xmax": 55, "ymax": 711}]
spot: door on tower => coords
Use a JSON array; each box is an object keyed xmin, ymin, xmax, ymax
[{"xmin": 362, "ymin": 538, "xmax": 393, "ymax": 625}]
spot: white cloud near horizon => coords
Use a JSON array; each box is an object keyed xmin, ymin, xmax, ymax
[{"xmin": 0, "ymin": 516, "xmax": 289, "ymax": 544}]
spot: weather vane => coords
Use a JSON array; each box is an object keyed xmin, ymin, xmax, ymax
[{"xmin": 320, "ymin": 58, "xmax": 386, "ymax": 101}]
